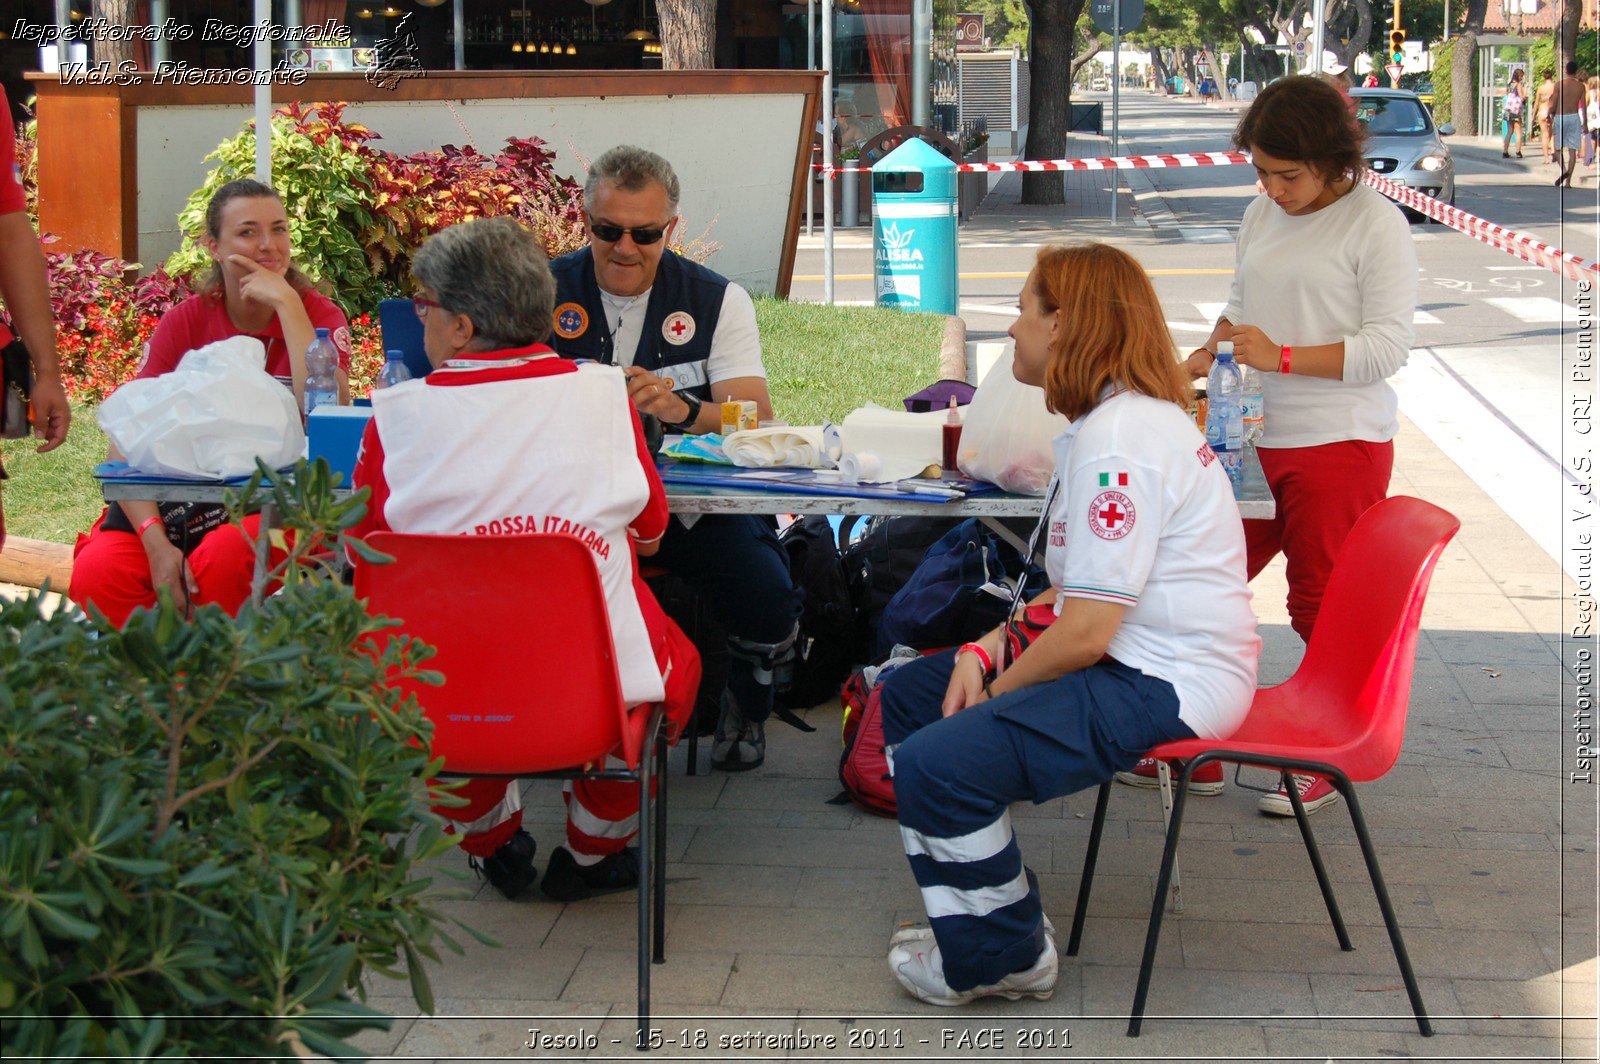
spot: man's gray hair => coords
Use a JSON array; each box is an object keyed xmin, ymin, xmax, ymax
[
  {"xmin": 583, "ymin": 145, "xmax": 681, "ymax": 215},
  {"xmin": 412, "ymin": 217, "xmax": 555, "ymax": 349}
]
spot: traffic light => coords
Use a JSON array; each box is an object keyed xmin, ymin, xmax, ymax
[{"xmin": 1389, "ymin": 29, "xmax": 1406, "ymax": 62}]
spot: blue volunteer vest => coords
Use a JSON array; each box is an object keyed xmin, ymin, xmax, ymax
[{"xmin": 548, "ymin": 247, "xmax": 728, "ymax": 402}]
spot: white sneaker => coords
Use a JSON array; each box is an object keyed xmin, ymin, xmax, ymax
[
  {"xmin": 888, "ymin": 934, "xmax": 1058, "ymax": 1006},
  {"xmin": 889, "ymin": 913, "xmax": 1055, "ymax": 947}
]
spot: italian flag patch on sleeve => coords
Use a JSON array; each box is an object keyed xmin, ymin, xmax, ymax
[{"xmin": 1098, "ymin": 472, "xmax": 1130, "ymax": 487}]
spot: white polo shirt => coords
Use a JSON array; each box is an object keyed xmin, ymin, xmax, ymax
[{"xmin": 1044, "ymin": 391, "xmax": 1260, "ymax": 739}]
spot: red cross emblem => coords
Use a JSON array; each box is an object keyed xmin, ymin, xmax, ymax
[
  {"xmin": 1088, "ymin": 490, "xmax": 1135, "ymax": 540},
  {"xmin": 662, "ymin": 311, "xmax": 696, "ymax": 345}
]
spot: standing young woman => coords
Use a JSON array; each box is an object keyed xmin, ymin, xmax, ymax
[
  {"xmin": 1121, "ymin": 75, "xmax": 1416, "ymax": 817},
  {"xmin": 879, "ymin": 243, "xmax": 1259, "ymax": 1006},
  {"xmin": 69, "ymin": 179, "xmax": 351, "ymax": 625},
  {"xmin": 1503, "ymin": 68, "xmax": 1527, "ymax": 158}
]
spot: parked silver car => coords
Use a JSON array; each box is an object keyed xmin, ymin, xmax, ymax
[{"xmin": 1350, "ymin": 88, "xmax": 1456, "ymax": 221}]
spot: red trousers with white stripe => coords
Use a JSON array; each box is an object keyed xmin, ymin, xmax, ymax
[
  {"xmin": 441, "ymin": 582, "xmax": 702, "ymax": 858},
  {"xmin": 1245, "ymin": 439, "xmax": 1394, "ymax": 643}
]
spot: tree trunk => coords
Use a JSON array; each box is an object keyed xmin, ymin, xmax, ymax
[
  {"xmin": 657, "ymin": 0, "xmax": 716, "ymax": 69},
  {"xmin": 91, "ymin": 0, "xmax": 137, "ymax": 66},
  {"xmin": 1451, "ymin": 0, "xmax": 1489, "ymax": 136},
  {"xmin": 1557, "ymin": 0, "xmax": 1583, "ymax": 77},
  {"xmin": 1020, "ymin": 0, "xmax": 1085, "ymax": 205}
]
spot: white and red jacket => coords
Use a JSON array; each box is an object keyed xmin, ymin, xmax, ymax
[{"xmin": 350, "ymin": 345, "xmax": 669, "ymax": 705}]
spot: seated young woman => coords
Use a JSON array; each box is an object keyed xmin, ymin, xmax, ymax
[
  {"xmin": 880, "ymin": 243, "xmax": 1261, "ymax": 1005},
  {"xmin": 347, "ymin": 215, "xmax": 701, "ymax": 904},
  {"xmin": 69, "ymin": 179, "xmax": 351, "ymax": 625}
]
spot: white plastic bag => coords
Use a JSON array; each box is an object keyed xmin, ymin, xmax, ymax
[
  {"xmin": 956, "ymin": 349, "xmax": 1070, "ymax": 495},
  {"xmin": 98, "ymin": 336, "xmax": 306, "ymax": 478}
]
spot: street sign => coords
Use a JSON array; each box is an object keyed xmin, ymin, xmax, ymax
[
  {"xmin": 1387, "ymin": 62, "xmax": 1403, "ymax": 85},
  {"xmin": 956, "ymin": 13, "xmax": 985, "ymax": 49},
  {"xmin": 1090, "ymin": 0, "xmax": 1144, "ymax": 35},
  {"xmin": 1292, "ymin": 38, "xmax": 1308, "ymax": 55}
]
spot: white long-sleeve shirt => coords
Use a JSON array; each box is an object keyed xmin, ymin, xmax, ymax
[{"xmin": 1222, "ymin": 183, "xmax": 1417, "ymax": 448}]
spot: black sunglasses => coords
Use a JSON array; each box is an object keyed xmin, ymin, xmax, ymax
[{"xmin": 587, "ymin": 214, "xmax": 671, "ymax": 246}]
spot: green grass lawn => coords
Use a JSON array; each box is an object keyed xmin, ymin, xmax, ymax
[
  {"xmin": 1, "ymin": 301, "xmax": 944, "ymax": 545},
  {"xmin": 2, "ymin": 405, "xmax": 107, "ymax": 545}
]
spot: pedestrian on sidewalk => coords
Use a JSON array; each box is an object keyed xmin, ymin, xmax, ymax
[
  {"xmin": 1551, "ymin": 61, "xmax": 1586, "ymax": 186},
  {"xmin": 880, "ymin": 243, "xmax": 1258, "ymax": 1008},
  {"xmin": 1126, "ymin": 75, "xmax": 1416, "ymax": 818},
  {"xmin": 1536, "ymin": 68, "xmax": 1556, "ymax": 164},
  {"xmin": 1585, "ymin": 76, "xmax": 1600, "ymax": 170},
  {"xmin": 1502, "ymin": 68, "xmax": 1527, "ymax": 159}
]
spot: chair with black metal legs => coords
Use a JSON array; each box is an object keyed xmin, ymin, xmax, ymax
[
  {"xmin": 1065, "ymin": 496, "xmax": 1460, "ymax": 1038},
  {"xmin": 357, "ymin": 532, "xmax": 686, "ymax": 1051}
]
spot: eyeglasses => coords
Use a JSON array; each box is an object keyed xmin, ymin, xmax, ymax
[
  {"xmin": 412, "ymin": 295, "xmax": 444, "ymax": 320},
  {"xmin": 587, "ymin": 213, "xmax": 671, "ymax": 246}
]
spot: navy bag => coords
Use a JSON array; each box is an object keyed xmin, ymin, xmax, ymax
[{"xmin": 874, "ymin": 518, "xmax": 1047, "ymax": 656}]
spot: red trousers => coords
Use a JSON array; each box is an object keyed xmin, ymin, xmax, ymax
[
  {"xmin": 441, "ymin": 579, "xmax": 702, "ymax": 859},
  {"xmin": 69, "ymin": 511, "xmax": 281, "ymax": 627},
  {"xmin": 1246, "ymin": 439, "xmax": 1394, "ymax": 643}
]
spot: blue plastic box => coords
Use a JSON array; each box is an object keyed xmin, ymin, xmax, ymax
[{"xmin": 307, "ymin": 405, "xmax": 374, "ymax": 482}]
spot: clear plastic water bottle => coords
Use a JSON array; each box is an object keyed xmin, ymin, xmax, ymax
[
  {"xmin": 375, "ymin": 349, "xmax": 413, "ymax": 390},
  {"xmin": 303, "ymin": 328, "xmax": 339, "ymax": 416},
  {"xmin": 1238, "ymin": 350, "xmax": 1265, "ymax": 446},
  {"xmin": 1206, "ymin": 344, "xmax": 1245, "ymax": 494}
]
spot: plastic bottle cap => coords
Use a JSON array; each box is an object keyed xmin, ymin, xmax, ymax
[
  {"xmin": 315, "ymin": 327, "xmax": 330, "ymax": 338},
  {"xmin": 386, "ymin": 349, "xmax": 405, "ymax": 360}
]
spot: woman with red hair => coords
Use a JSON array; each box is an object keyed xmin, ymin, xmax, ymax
[{"xmin": 878, "ymin": 243, "xmax": 1260, "ymax": 1007}]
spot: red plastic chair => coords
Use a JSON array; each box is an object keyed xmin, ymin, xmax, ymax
[
  {"xmin": 1066, "ymin": 496, "xmax": 1460, "ymax": 1038},
  {"xmin": 356, "ymin": 532, "xmax": 670, "ymax": 1049}
]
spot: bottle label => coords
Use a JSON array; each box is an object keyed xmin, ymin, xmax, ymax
[{"xmin": 305, "ymin": 390, "xmax": 337, "ymax": 415}]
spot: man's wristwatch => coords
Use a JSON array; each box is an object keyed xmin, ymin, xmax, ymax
[{"xmin": 662, "ymin": 391, "xmax": 703, "ymax": 433}]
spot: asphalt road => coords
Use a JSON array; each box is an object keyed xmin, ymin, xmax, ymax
[{"xmin": 788, "ymin": 89, "xmax": 1595, "ymax": 573}]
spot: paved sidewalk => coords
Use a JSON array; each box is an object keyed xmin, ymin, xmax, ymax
[{"xmin": 354, "ymin": 424, "xmax": 1594, "ymax": 1061}]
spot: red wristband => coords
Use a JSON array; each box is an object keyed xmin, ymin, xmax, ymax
[
  {"xmin": 958, "ymin": 641, "xmax": 995, "ymax": 677},
  {"xmin": 1279, "ymin": 345, "xmax": 1293, "ymax": 374},
  {"xmin": 136, "ymin": 515, "xmax": 164, "ymax": 538}
]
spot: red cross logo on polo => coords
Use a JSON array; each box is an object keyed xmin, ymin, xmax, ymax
[
  {"xmin": 1089, "ymin": 490, "xmax": 1135, "ymax": 540},
  {"xmin": 662, "ymin": 311, "xmax": 696, "ymax": 345},
  {"xmin": 553, "ymin": 302, "xmax": 589, "ymax": 339}
]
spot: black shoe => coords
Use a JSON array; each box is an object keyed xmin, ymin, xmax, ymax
[
  {"xmin": 541, "ymin": 846, "xmax": 640, "ymax": 902},
  {"xmin": 711, "ymin": 690, "xmax": 766, "ymax": 772},
  {"xmin": 469, "ymin": 828, "xmax": 538, "ymax": 900}
]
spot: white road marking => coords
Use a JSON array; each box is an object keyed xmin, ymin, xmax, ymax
[{"xmin": 1483, "ymin": 297, "xmax": 1579, "ymax": 323}]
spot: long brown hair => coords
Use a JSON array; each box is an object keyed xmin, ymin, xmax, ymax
[
  {"xmin": 1033, "ymin": 243, "xmax": 1190, "ymax": 421},
  {"xmin": 196, "ymin": 178, "xmax": 316, "ymax": 297},
  {"xmin": 1233, "ymin": 75, "xmax": 1367, "ymax": 186}
]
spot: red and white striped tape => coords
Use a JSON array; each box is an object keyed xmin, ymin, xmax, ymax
[
  {"xmin": 820, "ymin": 147, "xmax": 1599, "ymax": 284},
  {"xmin": 1360, "ymin": 169, "xmax": 1600, "ymax": 283}
]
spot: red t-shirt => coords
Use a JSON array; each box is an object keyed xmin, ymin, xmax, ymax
[
  {"xmin": 137, "ymin": 288, "xmax": 351, "ymax": 382},
  {"xmin": 349, "ymin": 346, "xmax": 668, "ymax": 551},
  {"xmin": 0, "ymin": 87, "xmax": 24, "ymax": 217}
]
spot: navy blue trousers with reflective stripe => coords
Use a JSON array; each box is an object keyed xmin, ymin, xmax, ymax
[{"xmin": 880, "ymin": 647, "xmax": 1196, "ymax": 991}]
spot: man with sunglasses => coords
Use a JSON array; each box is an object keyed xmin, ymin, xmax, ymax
[{"xmin": 549, "ymin": 145, "xmax": 802, "ymax": 773}]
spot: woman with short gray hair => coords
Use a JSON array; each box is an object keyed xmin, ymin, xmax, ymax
[{"xmin": 348, "ymin": 214, "xmax": 701, "ymax": 904}]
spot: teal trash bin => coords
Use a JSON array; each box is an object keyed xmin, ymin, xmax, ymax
[{"xmin": 871, "ymin": 138, "xmax": 959, "ymax": 316}]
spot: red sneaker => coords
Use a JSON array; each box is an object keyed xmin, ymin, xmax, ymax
[
  {"xmin": 1113, "ymin": 756, "xmax": 1224, "ymax": 796},
  {"xmin": 1257, "ymin": 773, "xmax": 1340, "ymax": 817}
]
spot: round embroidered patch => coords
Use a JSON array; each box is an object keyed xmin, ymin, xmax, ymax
[
  {"xmin": 1088, "ymin": 490, "xmax": 1135, "ymax": 540},
  {"xmin": 331, "ymin": 325, "xmax": 353, "ymax": 357},
  {"xmin": 662, "ymin": 311, "xmax": 696, "ymax": 345},
  {"xmin": 554, "ymin": 302, "xmax": 589, "ymax": 339}
]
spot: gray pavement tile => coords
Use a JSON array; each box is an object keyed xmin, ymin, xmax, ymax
[
  {"xmin": 1053, "ymin": 915, "xmax": 1185, "ymax": 968},
  {"xmin": 667, "ymin": 903, "xmax": 896, "ymax": 958},
  {"xmin": 1356, "ymin": 794, "xmax": 1562, "ymax": 835},
  {"xmin": 542, "ymin": 902, "xmax": 684, "ymax": 953},
  {"xmin": 682, "ymin": 824, "xmax": 895, "ymax": 868},
  {"xmin": 593, "ymin": 1008, "xmax": 801, "ymax": 1058},
  {"xmin": 1262, "ymin": 1024, "xmax": 1557, "ymax": 1058},
  {"xmin": 1170, "ymin": 876, "xmax": 1439, "ymax": 930},
  {"xmin": 1425, "ymin": 883, "xmax": 1560, "ymax": 932},
  {"xmin": 1455, "ymin": 829, "xmax": 1559, "ymax": 851},
  {"xmin": 559, "ymin": 948, "xmax": 735, "ymax": 1007},
  {"xmin": 1081, "ymin": 964, "xmax": 1318, "ymax": 1028},
  {"xmin": 1421, "ymin": 591, "xmax": 1540, "ymax": 631},
  {"xmin": 793, "ymin": 866, "xmax": 926, "ymax": 911},
  {"xmin": 1452, "ymin": 975, "xmax": 1592, "ymax": 1038},
  {"xmin": 1450, "ymin": 662, "xmax": 1572, "ymax": 706},
  {"xmin": 1309, "ymin": 972, "xmax": 1464, "ymax": 1032},
  {"xmin": 389, "ymin": 1001, "xmax": 610, "ymax": 1060},
  {"xmin": 715, "ymin": 953, "xmax": 962, "ymax": 1013},
  {"xmin": 575, "ymin": 860, "xmax": 802, "ymax": 910},
  {"xmin": 1053, "ymin": 1017, "xmax": 1271, "ymax": 1058},
  {"xmin": 1429, "ymin": 628, "xmax": 1561, "ymax": 666},
  {"xmin": 1036, "ymin": 871, "xmax": 1155, "ymax": 921},
  {"xmin": 1425, "ymin": 763, "xmax": 1562, "ymax": 798},
  {"xmin": 1179, "ymin": 921, "xmax": 1551, "ymax": 980},
  {"xmin": 713, "ymin": 775, "xmax": 859, "ymax": 813}
]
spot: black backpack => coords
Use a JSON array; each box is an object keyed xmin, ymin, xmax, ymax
[
  {"xmin": 775, "ymin": 516, "xmax": 870, "ymax": 710},
  {"xmin": 841, "ymin": 516, "xmax": 960, "ymax": 649}
]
